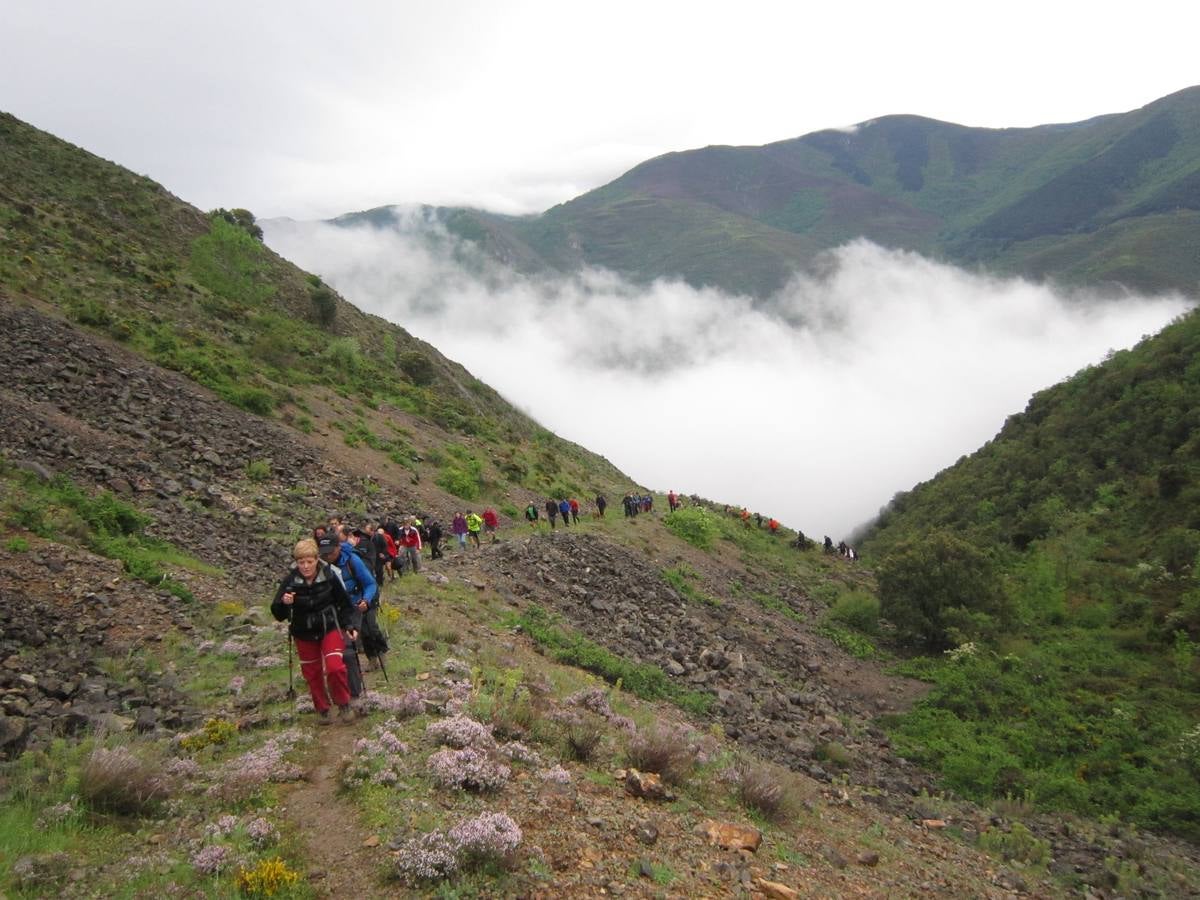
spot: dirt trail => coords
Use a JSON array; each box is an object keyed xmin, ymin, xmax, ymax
[{"xmin": 281, "ymin": 720, "xmax": 382, "ymax": 896}]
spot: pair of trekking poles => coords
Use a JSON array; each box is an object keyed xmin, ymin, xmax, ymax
[{"xmin": 285, "ymin": 604, "xmax": 389, "ymax": 700}]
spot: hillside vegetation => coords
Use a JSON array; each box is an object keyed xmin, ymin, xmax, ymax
[
  {"xmin": 861, "ymin": 307, "xmax": 1200, "ymax": 837},
  {"xmin": 335, "ymin": 85, "xmax": 1200, "ymax": 298},
  {"xmin": 3, "ymin": 107, "xmax": 1200, "ymax": 898}
]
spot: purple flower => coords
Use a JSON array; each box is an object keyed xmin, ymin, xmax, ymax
[
  {"xmin": 191, "ymin": 844, "xmax": 229, "ymax": 875},
  {"xmin": 427, "ymin": 747, "xmax": 509, "ymax": 792},
  {"xmin": 539, "ymin": 765, "xmax": 571, "ymax": 784},
  {"xmin": 394, "ymin": 831, "xmax": 459, "ymax": 884},
  {"xmin": 426, "ymin": 715, "xmax": 495, "ymax": 750},
  {"xmin": 449, "ymin": 811, "xmax": 523, "ymax": 859}
]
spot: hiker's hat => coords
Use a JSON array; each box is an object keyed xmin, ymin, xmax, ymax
[{"xmin": 317, "ymin": 535, "xmax": 340, "ymax": 558}]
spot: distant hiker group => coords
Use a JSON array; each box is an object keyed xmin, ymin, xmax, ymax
[{"xmin": 273, "ymin": 485, "xmax": 852, "ymax": 727}]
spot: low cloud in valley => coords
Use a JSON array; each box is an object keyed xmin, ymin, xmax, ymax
[{"xmin": 265, "ymin": 214, "xmax": 1192, "ymax": 540}]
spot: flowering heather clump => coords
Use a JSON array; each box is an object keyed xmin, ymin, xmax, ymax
[
  {"xmin": 539, "ymin": 765, "xmax": 571, "ymax": 784},
  {"xmin": 441, "ymin": 657, "xmax": 472, "ymax": 678},
  {"xmin": 190, "ymin": 844, "xmax": 230, "ymax": 876},
  {"xmin": 341, "ymin": 720, "xmax": 409, "ymax": 788},
  {"xmin": 565, "ymin": 688, "xmax": 635, "ymax": 732},
  {"xmin": 497, "ymin": 741, "xmax": 541, "ymax": 765},
  {"xmin": 427, "ymin": 715, "xmax": 496, "ymax": 750},
  {"xmin": 449, "ymin": 811, "xmax": 523, "ymax": 861},
  {"xmin": 208, "ymin": 729, "xmax": 308, "ymax": 799},
  {"xmin": 609, "ymin": 714, "xmax": 637, "ymax": 734},
  {"xmin": 196, "ymin": 639, "xmax": 216, "ymax": 653},
  {"xmin": 359, "ymin": 689, "xmax": 424, "ymax": 717},
  {"xmin": 205, "ymin": 814, "xmax": 240, "ymax": 838},
  {"xmin": 427, "ymin": 747, "xmax": 510, "ymax": 792},
  {"xmin": 255, "ymin": 655, "xmax": 283, "ymax": 669},
  {"xmin": 164, "ymin": 757, "xmax": 201, "ymax": 779},
  {"xmin": 566, "ymin": 687, "xmax": 613, "ymax": 717},
  {"xmin": 294, "ymin": 695, "xmax": 315, "ymax": 714},
  {"xmin": 228, "ymin": 675, "xmax": 246, "ymax": 695},
  {"xmin": 35, "ymin": 798, "xmax": 78, "ymax": 828},
  {"xmin": 394, "ymin": 831, "xmax": 459, "ymax": 884},
  {"xmin": 245, "ymin": 817, "xmax": 279, "ymax": 848},
  {"xmin": 220, "ymin": 639, "xmax": 252, "ymax": 657}
]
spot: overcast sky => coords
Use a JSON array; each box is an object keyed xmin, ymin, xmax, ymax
[
  {"xmin": 7, "ymin": 2, "xmax": 1198, "ymax": 536},
  {"xmin": 5, "ymin": 1, "xmax": 1198, "ymax": 219}
]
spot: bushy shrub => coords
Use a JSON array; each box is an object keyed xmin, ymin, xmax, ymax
[
  {"xmin": 563, "ymin": 717, "xmax": 606, "ymax": 763},
  {"xmin": 827, "ymin": 590, "xmax": 880, "ymax": 634},
  {"xmin": 398, "ymin": 350, "xmax": 436, "ymax": 386},
  {"xmin": 664, "ymin": 507, "xmax": 719, "ymax": 550},
  {"xmin": 79, "ymin": 746, "xmax": 167, "ymax": 816},
  {"xmin": 245, "ymin": 459, "xmax": 271, "ymax": 482},
  {"xmin": 426, "ymin": 715, "xmax": 496, "ymax": 750},
  {"xmin": 977, "ymin": 822, "xmax": 1050, "ymax": 866},
  {"xmin": 625, "ymin": 724, "xmax": 698, "ymax": 786},
  {"xmin": 877, "ymin": 530, "xmax": 1008, "ymax": 650},
  {"xmin": 321, "ymin": 337, "xmax": 363, "ymax": 373},
  {"xmin": 395, "ymin": 812, "xmax": 523, "ymax": 885},
  {"xmin": 427, "ymin": 747, "xmax": 510, "ymax": 792},
  {"xmin": 310, "ymin": 283, "xmax": 337, "ymax": 327},
  {"xmin": 734, "ymin": 759, "xmax": 795, "ymax": 822},
  {"xmin": 235, "ymin": 857, "xmax": 300, "ymax": 897}
]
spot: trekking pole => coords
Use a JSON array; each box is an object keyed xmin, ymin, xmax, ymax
[
  {"xmin": 333, "ymin": 606, "xmax": 368, "ymax": 698},
  {"xmin": 372, "ymin": 632, "xmax": 390, "ymax": 684},
  {"xmin": 286, "ymin": 609, "xmax": 297, "ymax": 700}
]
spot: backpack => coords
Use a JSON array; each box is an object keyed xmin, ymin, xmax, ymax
[{"xmin": 354, "ymin": 541, "xmax": 376, "ymax": 571}]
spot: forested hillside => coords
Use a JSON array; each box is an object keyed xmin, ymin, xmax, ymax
[
  {"xmin": 860, "ymin": 307, "xmax": 1200, "ymax": 838},
  {"xmin": 334, "ymin": 85, "xmax": 1200, "ymax": 297}
]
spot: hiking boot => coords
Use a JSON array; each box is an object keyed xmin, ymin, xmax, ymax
[
  {"xmin": 337, "ymin": 705, "xmax": 356, "ymax": 725},
  {"xmin": 317, "ymin": 709, "xmax": 333, "ymax": 726}
]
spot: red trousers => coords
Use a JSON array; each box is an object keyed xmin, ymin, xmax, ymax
[{"xmin": 294, "ymin": 629, "xmax": 350, "ymax": 712}]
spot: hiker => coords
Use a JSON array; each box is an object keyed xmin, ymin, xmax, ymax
[
  {"xmin": 524, "ymin": 501, "xmax": 539, "ymax": 528},
  {"xmin": 595, "ymin": 494, "xmax": 607, "ymax": 517},
  {"xmin": 558, "ymin": 498, "xmax": 571, "ymax": 527},
  {"xmin": 545, "ymin": 498, "xmax": 558, "ymax": 529},
  {"xmin": 322, "ymin": 531, "xmax": 380, "ymax": 693},
  {"xmin": 426, "ymin": 517, "xmax": 444, "ymax": 559},
  {"xmin": 768, "ymin": 518, "xmax": 779, "ymax": 534},
  {"xmin": 370, "ymin": 524, "xmax": 391, "ymax": 583},
  {"xmin": 349, "ymin": 528, "xmax": 378, "ymax": 582},
  {"xmin": 400, "ymin": 517, "xmax": 422, "ymax": 572},
  {"xmin": 482, "ymin": 507, "xmax": 499, "ymax": 542},
  {"xmin": 668, "ymin": 490, "xmax": 678, "ymax": 512},
  {"xmin": 272, "ymin": 538, "xmax": 359, "ymax": 725},
  {"xmin": 569, "ymin": 498, "xmax": 580, "ymax": 524},
  {"xmin": 451, "ymin": 512, "xmax": 468, "ymax": 550},
  {"xmin": 465, "ymin": 510, "xmax": 483, "ymax": 547},
  {"xmin": 823, "ymin": 535, "xmax": 834, "ymax": 555}
]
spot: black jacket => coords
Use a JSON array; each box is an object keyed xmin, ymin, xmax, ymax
[{"xmin": 271, "ymin": 561, "xmax": 360, "ymax": 641}]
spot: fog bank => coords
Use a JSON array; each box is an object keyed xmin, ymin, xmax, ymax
[{"xmin": 264, "ymin": 213, "xmax": 1193, "ymax": 539}]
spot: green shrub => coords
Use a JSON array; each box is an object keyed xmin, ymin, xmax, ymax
[
  {"xmin": 664, "ymin": 507, "xmax": 719, "ymax": 551},
  {"xmin": 310, "ymin": 283, "xmax": 337, "ymax": 327},
  {"xmin": 398, "ymin": 350, "xmax": 436, "ymax": 386},
  {"xmin": 222, "ymin": 385, "xmax": 276, "ymax": 415},
  {"xmin": 877, "ymin": 530, "xmax": 1009, "ymax": 650},
  {"xmin": 827, "ymin": 590, "xmax": 880, "ymax": 634},
  {"xmin": 245, "ymin": 459, "xmax": 271, "ymax": 482},
  {"xmin": 436, "ymin": 466, "xmax": 481, "ymax": 500},
  {"xmin": 321, "ymin": 337, "xmax": 363, "ymax": 373},
  {"xmin": 977, "ymin": 822, "xmax": 1050, "ymax": 866}
]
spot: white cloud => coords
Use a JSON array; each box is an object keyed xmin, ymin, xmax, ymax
[{"xmin": 263, "ymin": 217, "xmax": 1192, "ymax": 539}]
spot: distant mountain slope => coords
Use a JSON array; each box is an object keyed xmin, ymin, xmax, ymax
[{"xmin": 336, "ymin": 86, "xmax": 1200, "ymax": 297}]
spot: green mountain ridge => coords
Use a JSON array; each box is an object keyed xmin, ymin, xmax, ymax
[{"xmin": 332, "ymin": 85, "xmax": 1200, "ymax": 298}]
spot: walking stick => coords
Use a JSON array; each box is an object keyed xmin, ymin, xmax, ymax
[{"xmin": 286, "ymin": 609, "xmax": 297, "ymax": 699}]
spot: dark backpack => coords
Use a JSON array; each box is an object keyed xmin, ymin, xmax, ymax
[{"xmin": 354, "ymin": 541, "xmax": 376, "ymax": 571}]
